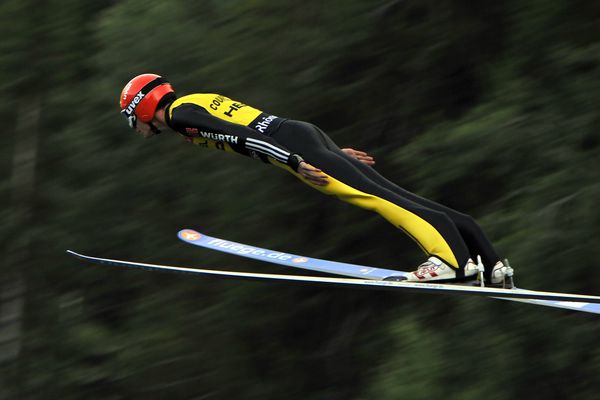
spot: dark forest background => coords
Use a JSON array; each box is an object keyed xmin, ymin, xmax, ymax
[{"xmin": 1, "ymin": 0, "xmax": 599, "ymax": 399}]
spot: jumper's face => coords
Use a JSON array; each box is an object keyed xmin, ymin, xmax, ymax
[{"xmin": 135, "ymin": 120, "xmax": 157, "ymax": 138}]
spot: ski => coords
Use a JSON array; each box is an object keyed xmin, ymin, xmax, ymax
[
  {"xmin": 67, "ymin": 250, "xmax": 600, "ymax": 307},
  {"xmin": 177, "ymin": 229, "xmax": 408, "ymax": 279},
  {"xmin": 177, "ymin": 229, "xmax": 600, "ymax": 314}
]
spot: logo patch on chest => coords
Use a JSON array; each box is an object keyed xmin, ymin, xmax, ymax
[{"xmin": 185, "ymin": 127, "xmax": 199, "ymax": 136}]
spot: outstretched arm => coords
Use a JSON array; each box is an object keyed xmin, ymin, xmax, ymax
[
  {"xmin": 341, "ymin": 148, "xmax": 375, "ymax": 166},
  {"xmin": 170, "ymin": 104, "xmax": 304, "ymax": 171}
]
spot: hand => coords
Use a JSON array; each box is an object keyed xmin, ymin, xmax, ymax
[
  {"xmin": 342, "ymin": 148, "xmax": 375, "ymax": 166},
  {"xmin": 298, "ymin": 161, "xmax": 329, "ymax": 186}
]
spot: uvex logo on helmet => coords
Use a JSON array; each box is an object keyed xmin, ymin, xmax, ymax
[
  {"xmin": 119, "ymin": 73, "xmax": 175, "ymax": 126},
  {"xmin": 123, "ymin": 92, "xmax": 145, "ymax": 116}
]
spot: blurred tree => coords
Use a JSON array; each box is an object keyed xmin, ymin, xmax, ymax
[{"xmin": 1, "ymin": 0, "xmax": 599, "ymax": 399}]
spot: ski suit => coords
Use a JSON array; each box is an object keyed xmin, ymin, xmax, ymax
[{"xmin": 165, "ymin": 93, "xmax": 500, "ymax": 279}]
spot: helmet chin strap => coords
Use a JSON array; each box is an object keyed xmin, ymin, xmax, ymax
[{"xmin": 149, "ymin": 122, "xmax": 161, "ymax": 135}]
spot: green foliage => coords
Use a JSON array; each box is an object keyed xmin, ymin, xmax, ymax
[{"xmin": 2, "ymin": 0, "xmax": 599, "ymax": 399}]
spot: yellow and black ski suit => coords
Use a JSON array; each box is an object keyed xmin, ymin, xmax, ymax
[{"xmin": 165, "ymin": 94, "xmax": 500, "ymax": 279}]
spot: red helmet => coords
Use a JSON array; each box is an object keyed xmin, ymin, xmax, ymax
[{"xmin": 120, "ymin": 73, "xmax": 174, "ymax": 128}]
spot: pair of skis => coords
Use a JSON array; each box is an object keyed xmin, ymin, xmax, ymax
[{"xmin": 67, "ymin": 229, "xmax": 600, "ymax": 314}]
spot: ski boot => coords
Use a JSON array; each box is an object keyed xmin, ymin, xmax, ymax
[
  {"xmin": 488, "ymin": 259, "xmax": 515, "ymax": 289},
  {"xmin": 385, "ymin": 257, "xmax": 480, "ymax": 283}
]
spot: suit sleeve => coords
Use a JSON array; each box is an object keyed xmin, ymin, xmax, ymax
[{"xmin": 169, "ymin": 103, "xmax": 304, "ymax": 171}]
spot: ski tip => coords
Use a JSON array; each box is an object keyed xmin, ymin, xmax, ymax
[
  {"xmin": 66, "ymin": 250, "xmax": 102, "ymax": 264},
  {"xmin": 66, "ymin": 250, "xmax": 84, "ymax": 259},
  {"xmin": 178, "ymin": 229, "xmax": 203, "ymax": 242}
]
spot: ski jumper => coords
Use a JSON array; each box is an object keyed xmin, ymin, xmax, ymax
[{"xmin": 165, "ymin": 94, "xmax": 500, "ymax": 279}]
